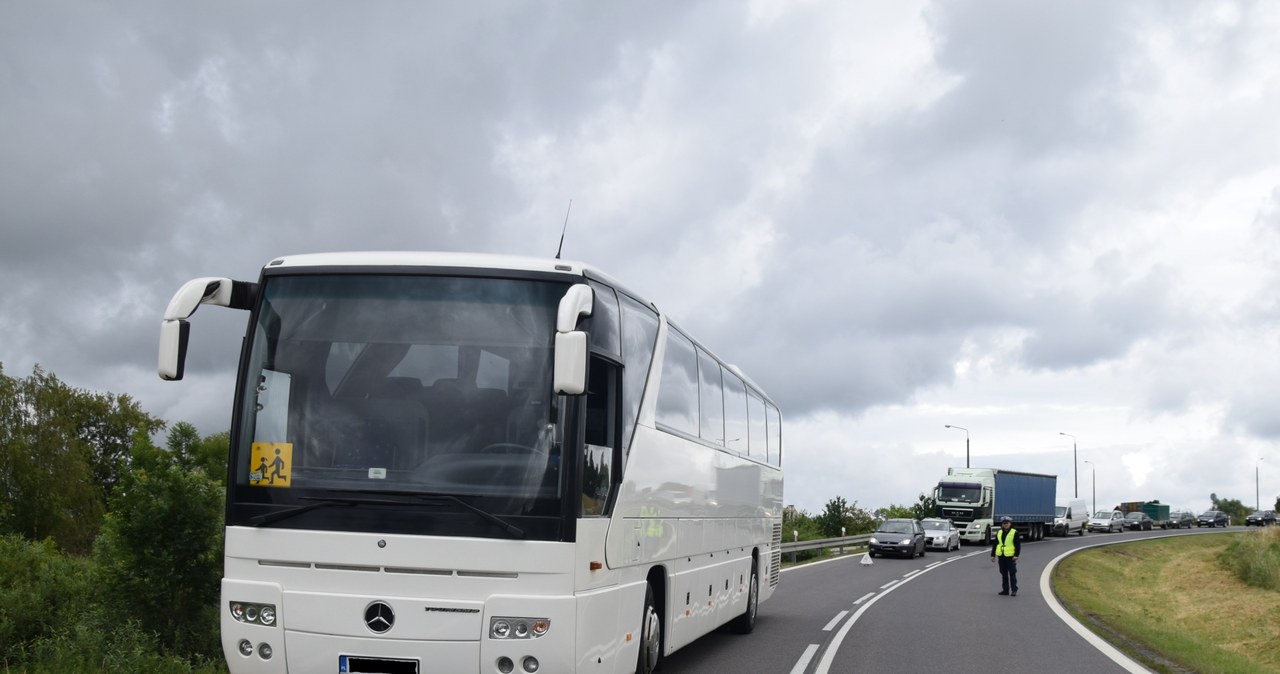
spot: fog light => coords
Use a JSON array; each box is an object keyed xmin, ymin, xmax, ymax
[
  {"xmin": 237, "ymin": 639, "xmax": 253, "ymax": 657},
  {"xmin": 522, "ymin": 656, "xmax": 540, "ymax": 672},
  {"xmin": 259, "ymin": 606, "xmax": 276, "ymax": 625},
  {"xmin": 258, "ymin": 642, "xmax": 273, "ymax": 660},
  {"xmin": 497, "ymin": 656, "xmax": 514, "ymax": 673}
]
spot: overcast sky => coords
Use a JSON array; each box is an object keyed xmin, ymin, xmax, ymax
[{"xmin": 3, "ymin": 1, "xmax": 1279, "ymax": 516}]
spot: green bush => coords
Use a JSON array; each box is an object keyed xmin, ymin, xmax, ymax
[
  {"xmin": 1218, "ymin": 527, "xmax": 1280, "ymax": 591},
  {"xmin": 94, "ymin": 460, "xmax": 224, "ymax": 660},
  {"xmin": 22, "ymin": 606, "xmax": 223, "ymax": 674},
  {"xmin": 0, "ymin": 535, "xmax": 94, "ymax": 666}
]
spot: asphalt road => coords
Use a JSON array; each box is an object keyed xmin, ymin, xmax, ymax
[{"xmin": 660, "ymin": 526, "xmax": 1233, "ymax": 674}]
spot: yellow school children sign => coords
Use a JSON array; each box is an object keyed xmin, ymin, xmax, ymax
[{"xmin": 249, "ymin": 442, "xmax": 292, "ymax": 487}]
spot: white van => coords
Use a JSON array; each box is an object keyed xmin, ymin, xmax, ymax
[{"xmin": 1053, "ymin": 498, "xmax": 1088, "ymax": 536}]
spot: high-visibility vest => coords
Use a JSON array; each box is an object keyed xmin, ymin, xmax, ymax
[{"xmin": 995, "ymin": 528, "xmax": 1017, "ymax": 557}]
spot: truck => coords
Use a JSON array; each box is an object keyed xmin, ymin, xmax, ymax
[
  {"xmin": 1119, "ymin": 500, "xmax": 1171, "ymax": 528},
  {"xmin": 933, "ymin": 467, "xmax": 1057, "ymax": 545}
]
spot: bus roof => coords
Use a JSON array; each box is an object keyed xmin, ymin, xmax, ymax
[{"xmin": 266, "ymin": 251, "xmax": 596, "ymax": 276}]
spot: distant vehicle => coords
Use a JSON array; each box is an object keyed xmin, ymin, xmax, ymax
[
  {"xmin": 1167, "ymin": 511, "xmax": 1195, "ymax": 529},
  {"xmin": 1088, "ymin": 510, "xmax": 1125, "ymax": 533},
  {"xmin": 1124, "ymin": 512, "xmax": 1154, "ymax": 531},
  {"xmin": 1143, "ymin": 502, "xmax": 1172, "ymax": 529},
  {"xmin": 1245, "ymin": 510, "xmax": 1276, "ymax": 527},
  {"xmin": 933, "ymin": 467, "xmax": 1057, "ymax": 544},
  {"xmin": 920, "ymin": 518, "xmax": 960, "ymax": 551},
  {"xmin": 868, "ymin": 519, "xmax": 926, "ymax": 558},
  {"xmin": 1053, "ymin": 498, "xmax": 1088, "ymax": 536},
  {"xmin": 1197, "ymin": 510, "xmax": 1229, "ymax": 527}
]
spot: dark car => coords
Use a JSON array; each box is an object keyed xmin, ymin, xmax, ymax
[
  {"xmin": 1197, "ymin": 510, "xmax": 1229, "ymax": 527},
  {"xmin": 1123, "ymin": 511, "xmax": 1153, "ymax": 531},
  {"xmin": 868, "ymin": 518, "xmax": 926, "ymax": 558},
  {"xmin": 1167, "ymin": 511, "xmax": 1195, "ymax": 529},
  {"xmin": 1245, "ymin": 510, "xmax": 1276, "ymax": 526}
]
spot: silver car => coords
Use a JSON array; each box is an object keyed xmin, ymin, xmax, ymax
[
  {"xmin": 1088, "ymin": 510, "xmax": 1125, "ymax": 533},
  {"xmin": 920, "ymin": 518, "xmax": 960, "ymax": 551}
]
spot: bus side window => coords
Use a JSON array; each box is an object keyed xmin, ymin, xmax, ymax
[
  {"xmin": 747, "ymin": 390, "xmax": 766, "ymax": 459},
  {"xmin": 697, "ymin": 348, "xmax": 724, "ymax": 446},
  {"xmin": 656, "ymin": 329, "xmax": 699, "ymax": 436},
  {"xmin": 765, "ymin": 403, "xmax": 782, "ymax": 466},
  {"xmin": 722, "ymin": 370, "xmax": 748, "ymax": 455},
  {"xmin": 583, "ymin": 355, "xmax": 619, "ymax": 516}
]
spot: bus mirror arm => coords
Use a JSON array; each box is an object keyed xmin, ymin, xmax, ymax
[{"xmin": 158, "ymin": 277, "xmax": 258, "ymax": 381}]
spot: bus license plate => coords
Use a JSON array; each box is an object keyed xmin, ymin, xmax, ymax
[{"xmin": 339, "ymin": 655, "xmax": 420, "ymax": 674}]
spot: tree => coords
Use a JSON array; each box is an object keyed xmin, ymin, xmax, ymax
[
  {"xmin": 1210, "ymin": 493, "xmax": 1251, "ymax": 524},
  {"xmin": 0, "ymin": 364, "xmax": 163, "ymax": 553},
  {"xmin": 909, "ymin": 492, "xmax": 937, "ymax": 521},
  {"xmin": 816, "ymin": 496, "xmax": 850, "ymax": 537},
  {"xmin": 876, "ymin": 503, "xmax": 914, "ymax": 520},
  {"xmin": 94, "ymin": 427, "xmax": 224, "ymax": 659}
]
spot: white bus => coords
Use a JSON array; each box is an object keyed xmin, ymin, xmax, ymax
[{"xmin": 158, "ymin": 252, "xmax": 784, "ymax": 674}]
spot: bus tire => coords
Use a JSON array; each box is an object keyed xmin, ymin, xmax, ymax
[
  {"xmin": 637, "ymin": 583, "xmax": 662, "ymax": 674},
  {"xmin": 729, "ymin": 560, "xmax": 758, "ymax": 634}
]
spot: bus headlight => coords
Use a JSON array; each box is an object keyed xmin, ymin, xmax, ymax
[
  {"xmin": 229, "ymin": 601, "xmax": 277, "ymax": 627},
  {"xmin": 490, "ymin": 617, "xmax": 551, "ymax": 639}
]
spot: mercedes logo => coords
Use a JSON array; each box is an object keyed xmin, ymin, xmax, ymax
[{"xmin": 364, "ymin": 601, "xmax": 395, "ymax": 634}]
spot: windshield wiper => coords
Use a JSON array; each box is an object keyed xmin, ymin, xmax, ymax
[
  {"xmin": 348, "ymin": 489, "xmax": 525, "ymax": 538},
  {"xmin": 248, "ymin": 495, "xmax": 421, "ymax": 527},
  {"xmin": 248, "ymin": 492, "xmax": 526, "ymax": 538}
]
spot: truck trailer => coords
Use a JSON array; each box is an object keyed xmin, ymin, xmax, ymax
[
  {"xmin": 933, "ymin": 468, "xmax": 1057, "ymax": 545},
  {"xmin": 1120, "ymin": 501, "xmax": 1171, "ymax": 528}
]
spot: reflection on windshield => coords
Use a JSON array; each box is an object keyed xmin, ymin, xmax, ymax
[
  {"xmin": 937, "ymin": 487, "xmax": 981, "ymax": 503},
  {"xmin": 878, "ymin": 522, "xmax": 913, "ymax": 534},
  {"xmin": 922, "ymin": 521, "xmax": 948, "ymax": 530},
  {"xmin": 234, "ymin": 274, "xmax": 568, "ymax": 521}
]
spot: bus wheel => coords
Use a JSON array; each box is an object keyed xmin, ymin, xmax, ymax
[
  {"xmin": 637, "ymin": 583, "xmax": 661, "ymax": 674},
  {"xmin": 729, "ymin": 561, "xmax": 758, "ymax": 634}
]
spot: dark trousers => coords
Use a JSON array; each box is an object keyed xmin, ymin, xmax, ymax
[{"xmin": 997, "ymin": 556, "xmax": 1018, "ymax": 593}]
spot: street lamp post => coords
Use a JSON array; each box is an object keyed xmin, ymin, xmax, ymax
[
  {"xmin": 1059, "ymin": 432, "xmax": 1078, "ymax": 499},
  {"xmin": 1257, "ymin": 458, "xmax": 1264, "ymax": 511},
  {"xmin": 1083, "ymin": 460, "xmax": 1095, "ymax": 515},
  {"xmin": 944, "ymin": 425, "xmax": 970, "ymax": 468}
]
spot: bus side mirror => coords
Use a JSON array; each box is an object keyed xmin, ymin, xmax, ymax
[
  {"xmin": 554, "ymin": 331, "xmax": 587, "ymax": 394},
  {"xmin": 157, "ymin": 277, "xmax": 257, "ymax": 381},
  {"xmin": 158, "ymin": 319, "xmax": 191, "ymax": 381},
  {"xmin": 553, "ymin": 284, "xmax": 593, "ymax": 395}
]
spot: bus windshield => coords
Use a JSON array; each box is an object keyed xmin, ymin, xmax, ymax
[{"xmin": 228, "ymin": 273, "xmax": 571, "ymax": 538}]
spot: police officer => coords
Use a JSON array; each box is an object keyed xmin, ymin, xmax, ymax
[{"xmin": 990, "ymin": 516, "xmax": 1021, "ymax": 596}]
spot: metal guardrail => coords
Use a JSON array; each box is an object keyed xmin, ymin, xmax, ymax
[{"xmin": 779, "ymin": 533, "xmax": 872, "ymax": 554}]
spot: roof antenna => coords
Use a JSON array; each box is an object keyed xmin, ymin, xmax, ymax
[{"xmin": 555, "ymin": 199, "xmax": 572, "ymax": 259}]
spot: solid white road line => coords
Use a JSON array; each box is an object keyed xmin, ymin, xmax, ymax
[
  {"xmin": 822, "ymin": 610, "xmax": 849, "ymax": 632},
  {"xmin": 1039, "ymin": 543, "xmax": 1159, "ymax": 673},
  {"xmin": 789, "ymin": 644, "xmax": 820, "ymax": 674}
]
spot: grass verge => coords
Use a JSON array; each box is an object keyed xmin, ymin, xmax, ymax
[{"xmin": 1053, "ymin": 530, "xmax": 1280, "ymax": 674}]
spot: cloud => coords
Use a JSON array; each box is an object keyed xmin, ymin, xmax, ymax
[{"xmin": 2, "ymin": 1, "xmax": 1280, "ymax": 516}]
